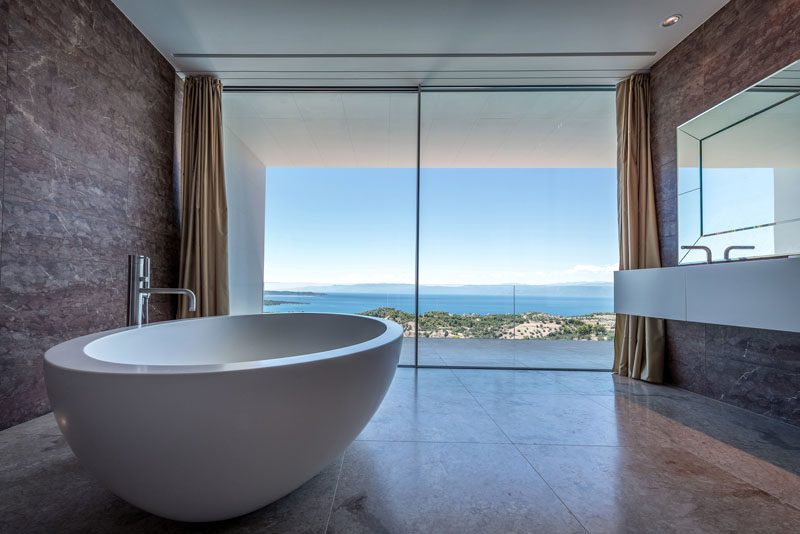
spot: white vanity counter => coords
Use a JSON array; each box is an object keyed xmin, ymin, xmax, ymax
[{"xmin": 614, "ymin": 257, "xmax": 800, "ymax": 332}]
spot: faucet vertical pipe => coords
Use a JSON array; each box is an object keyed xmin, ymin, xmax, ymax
[
  {"xmin": 126, "ymin": 255, "xmax": 197, "ymax": 327},
  {"xmin": 127, "ymin": 255, "xmax": 141, "ymax": 327},
  {"xmin": 142, "ymin": 256, "xmax": 151, "ymax": 325}
]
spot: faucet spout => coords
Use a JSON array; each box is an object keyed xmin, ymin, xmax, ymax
[
  {"xmin": 681, "ymin": 245, "xmax": 712, "ymax": 264},
  {"xmin": 127, "ymin": 255, "xmax": 197, "ymax": 326},
  {"xmin": 141, "ymin": 288, "xmax": 197, "ymax": 312},
  {"xmin": 723, "ymin": 245, "xmax": 755, "ymax": 261}
]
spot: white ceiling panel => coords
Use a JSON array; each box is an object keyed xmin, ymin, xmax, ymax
[
  {"xmin": 223, "ymin": 93, "xmax": 300, "ymax": 118},
  {"xmin": 266, "ymin": 118, "xmax": 321, "ymax": 166},
  {"xmin": 223, "ymin": 90, "xmax": 616, "ymax": 169},
  {"xmin": 114, "ymin": 0, "xmax": 730, "ymax": 87},
  {"xmin": 456, "ymin": 118, "xmax": 518, "ymax": 167},
  {"xmin": 348, "ymin": 119, "xmax": 389, "ymax": 167},
  {"xmin": 293, "ymin": 94, "xmax": 346, "ymax": 120}
]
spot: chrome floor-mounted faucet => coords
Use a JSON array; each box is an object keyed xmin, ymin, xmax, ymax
[{"xmin": 127, "ymin": 255, "xmax": 196, "ymax": 326}]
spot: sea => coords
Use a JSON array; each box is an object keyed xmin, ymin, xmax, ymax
[{"xmin": 263, "ymin": 292, "xmax": 613, "ymax": 317}]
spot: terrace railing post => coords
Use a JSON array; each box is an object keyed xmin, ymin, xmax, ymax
[{"xmin": 414, "ymin": 85, "xmax": 421, "ymax": 368}]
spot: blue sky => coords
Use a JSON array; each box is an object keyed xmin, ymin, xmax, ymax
[
  {"xmin": 679, "ymin": 167, "xmax": 777, "ymax": 261},
  {"xmin": 703, "ymin": 168, "xmax": 774, "ymax": 235},
  {"xmin": 264, "ymin": 167, "xmax": 618, "ymax": 286}
]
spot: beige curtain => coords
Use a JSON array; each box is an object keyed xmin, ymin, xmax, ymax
[
  {"xmin": 614, "ymin": 74, "xmax": 665, "ymax": 383},
  {"xmin": 178, "ymin": 76, "xmax": 229, "ymax": 318}
]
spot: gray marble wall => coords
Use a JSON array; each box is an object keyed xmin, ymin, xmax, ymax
[
  {"xmin": 650, "ymin": 0, "xmax": 800, "ymax": 426},
  {"xmin": 0, "ymin": 0, "xmax": 179, "ymax": 429}
]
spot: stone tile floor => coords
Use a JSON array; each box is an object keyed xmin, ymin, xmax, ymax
[{"xmin": 3, "ymin": 369, "xmax": 800, "ymax": 533}]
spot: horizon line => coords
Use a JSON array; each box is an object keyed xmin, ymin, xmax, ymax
[{"xmin": 263, "ymin": 281, "xmax": 614, "ymax": 287}]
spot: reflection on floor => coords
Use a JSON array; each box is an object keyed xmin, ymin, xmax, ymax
[
  {"xmin": 2, "ymin": 369, "xmax": 800, "ymax": 533},
  {"xmin": 400, "ymin": 337, "xmax": 613, "ymax": 369}
]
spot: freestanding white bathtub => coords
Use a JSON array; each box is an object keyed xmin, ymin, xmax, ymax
[{"xmin": 44, "ymin": 313, "xmax": 402, "ymax": 522}]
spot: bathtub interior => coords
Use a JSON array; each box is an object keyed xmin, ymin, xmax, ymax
[{"xmin": 83, "ymin": 314, "xmax": 388, "ymax": 366}]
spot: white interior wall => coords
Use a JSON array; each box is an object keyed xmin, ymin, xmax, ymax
[{"xmin": 223, "ymin": 126, "xmax": 266, "ymax": 315}]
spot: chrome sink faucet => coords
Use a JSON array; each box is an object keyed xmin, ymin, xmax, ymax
[
  {"xmin": 681, "ymin": 245, "xmax": 712, "ymax": 264},
  {"xmin": 126, "ymin": 255, "xmax": 196, "ymax": 326},
  {"xmin": 724, "ymin": 245, "xmax": 755, "ymax": 260}
]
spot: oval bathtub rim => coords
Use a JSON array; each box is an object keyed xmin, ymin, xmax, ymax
[{"xmin": 44, "ymin": 313, "xmax": 404, "ymax": 376}]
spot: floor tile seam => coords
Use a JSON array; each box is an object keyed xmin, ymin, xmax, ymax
[
  {"xmin": 450, "ymin": 370, "xmax": 590, "ymax": 533},
  {"xmin": 467, "ymin": 392, "xmax": 606, "ymax": 405},
  {"xmin": 354, "ymin": 438, "xmax": 512, "ymax": 445},
  {"xmin": 447, "ymin": 372, "xmax": 516, "ymax": 443},
  {"xmin": 582, "ymin": 393, "xmax": 623, "ymax": 414},
  {"xmin": 513, "ymin": 442, "xmax": 626, "ymax": 448},
  {"xmin": 475, "ymin": 390, "xmax": 610, "ymax": 397},
  {"xmin": 512, "ymin": 445, "xmax": 589, "ymax": 533},
  {"xmin": 509, "ymin": 440, "xmax": 623, "ymax": 447},
  {"xmin": 551, "ymin": 379, "xmax": 616, "ymax": 396},
  {"xmin": 322, "ymin": 451, "xmax": 346, "ymax": 533}
]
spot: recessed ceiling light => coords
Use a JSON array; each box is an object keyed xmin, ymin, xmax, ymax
[{"xmin": 662, "ymin": 14, "xmax": 682, "ymax": 27}]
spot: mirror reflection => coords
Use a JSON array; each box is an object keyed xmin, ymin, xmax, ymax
[{"xmin": 677, "ymin": 58, "xmax": 800, "ymax": 264}]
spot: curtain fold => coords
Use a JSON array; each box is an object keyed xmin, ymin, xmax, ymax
[
  {"xmin": 178, "ymin": 76, "xmax": 229, "ymax": 318},
  {"xmin": 614, "ymin": 74, "xmax": 665, "ymax": 383}
]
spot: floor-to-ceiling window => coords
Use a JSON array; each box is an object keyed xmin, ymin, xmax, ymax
[
  {"xmin": 417, "ymin": 89, "xmax": 617, "ymax": 369},
  {"xmin": 223, "ymin": 90, "xmax": 419, "ymax": 363},
  {"xmin": 223, "ymin": 87, "xmax": 617, "ymax": 369}
]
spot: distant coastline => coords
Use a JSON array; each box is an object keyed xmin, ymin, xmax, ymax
[
  {"xmin": 264, "ymin": 290, "xmax": 327, "ymax": 296},
  {"xmin": 360, "ymin": 308, "xmax": 615, "ymax": 341},
  {"xmin": 261, "ymin": 286, "xmax": 614, "ymax": 341},
  {"xmin": 266, "ymin": 282, "xmax": 612, "ymax": 298},
  {"xmin": 262, "ymin": 284, "xmax": 613, "ymax": 317}
]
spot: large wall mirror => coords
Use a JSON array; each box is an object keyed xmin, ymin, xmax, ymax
[{"xmin": 677, "ymin": 58, "xmax": 800, "ymax": 264}]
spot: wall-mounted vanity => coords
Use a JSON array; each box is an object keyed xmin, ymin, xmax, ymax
[
  {"xmin": 616, "ymin": 58, "xmax": 800, "ymax": 332},
  {"xmin": 615, "ymin": 256, "xmax": 800, "ymax": 332}
]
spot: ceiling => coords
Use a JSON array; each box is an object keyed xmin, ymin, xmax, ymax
[
  {"xmin": 113, "ymin": 0, "xmax": 729, "ymax": 87},
  {"xmin": 113, "ymin": 0, "xmax": 730, "ymax": 169},
  {"xmin": 223, "ymin": 90, "xmax": 616, "ymax": 168}
]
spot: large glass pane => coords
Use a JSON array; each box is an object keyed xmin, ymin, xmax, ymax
[
  {"xmin": 223, "ymin": 91, "xmax": 418, "ymax": 364},
  {"xmin": 698, "ymin": 94, "xmax": 800, "ymax": 259},
  {"xmin": 418, "ymin": 90, "xmax": 618, "ymax": 369},
  {"xmin": 677, "ymin": 57, "xmax": 800, "ymax": 263},
  {"xmin": 677, "ymin": 129, "xmax": 704, "ymax": 264}
]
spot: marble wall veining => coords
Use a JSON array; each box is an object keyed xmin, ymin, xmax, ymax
[
  {"xmin": 650, "ymin": 0, "xmax": 800, "ymax": 427},
  {"xmin": 0, "ymin": 0, "xmax": 179, "ymax": 429}
]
